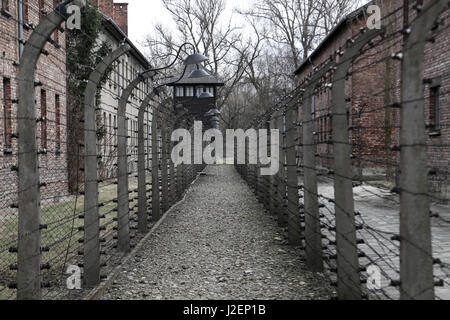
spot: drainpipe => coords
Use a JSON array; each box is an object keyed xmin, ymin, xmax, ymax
[{"xmin": 18, "ymin": 0, "xmax": 24, "ymax": 57}]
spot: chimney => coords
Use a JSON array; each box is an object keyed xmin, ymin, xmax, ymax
[
  {"xmin": 113, "ymin": 3, "xmax": 129, "ymax": 36},
  {"xmin": 90, "ymin": 0, "xmax": 114, "ymax": 19}
]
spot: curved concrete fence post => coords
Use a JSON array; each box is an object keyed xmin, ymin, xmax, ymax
[
  {"xmin": 303, "ymin": 61, "xmax": 334, "ymax": 273},
  {"xmin": 399, "ymin": 0, "xmax": 448, "ymax": 300},
  {"xmin": 137, "ymin": 94, "xmax": 153, "ymax": 234},
  {"xmin": 285, "ymin": 92, "xmax": 303, "ymax": 246},
  {"xmin": 16, "ymin": 0, "xmax": 85, "ymax": 300},
  {"xmin": 160, "ymin": 109, "xmax": 170, "ymax": 213},
  {"xmin": 83, "ymin": 44, "xmax": 131, "ymax": 288},
  {"xmin": 167, "ymin": 112, "xmax": 177, "ymax": 207},
  {"xmin": 151, "ymin": 104, "xmax": 161, "ymax": 221},
  {"xmin": 117, "ymin": 73, "xmax": 153, "ymax": 252},
  {"xmin": 277, "ymin": 109, "xmax": 287, "ymax": 228},
  {"xmin": 332, "ymin": 28, "xmax": 385, "ymax": 300}
]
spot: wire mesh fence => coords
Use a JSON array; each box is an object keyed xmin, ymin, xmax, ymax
[
  {"xmin": 0, "ymin": 0, "xmax": 203, "ymax": 300},
  {"xmin": 0, "ymin": 0, "xmax": 449, "ymax": 301},
  {"xmin": 236, "ymin": 0, "xmax": 449, "ymax": 300}
]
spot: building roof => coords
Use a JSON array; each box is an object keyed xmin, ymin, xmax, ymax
[
  {"xmin": 293, "ymin": 1, "xmax": 373, "ymax": 76},
  {"xmin": 166, "ymin": 63, "xmax": 225, "ymax": 87},
  {"xmin": 99, "ymin": 11, "xmax": 151, "ymax": 69}
]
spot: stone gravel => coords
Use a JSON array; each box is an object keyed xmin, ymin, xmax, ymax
[{"xmin": 101, "ymin": 165, "xmax": 334, "ymax": 300}]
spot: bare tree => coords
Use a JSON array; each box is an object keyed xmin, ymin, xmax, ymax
[
  {"xmin": 238, "ymin": 0, "xmax": 359, "ymax": 69},
  {"xmin": 220, "ymin": 0, "xmax": 361, "ymax": 128}
]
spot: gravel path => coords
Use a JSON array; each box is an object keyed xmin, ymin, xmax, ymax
[{"xmin": 101, "ymin": 165, "xmax": 333, "ymax": 300}]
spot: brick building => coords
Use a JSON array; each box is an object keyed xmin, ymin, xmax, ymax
[
  {"xmin": 1, "ymin": 0, "xmax": 68, "ymax": 206},
  {"xmin": 1, "ymin": 0, "xmax": 152, "ymax": 205},
  {"xmin": 294, "ymin": 0, "xmax": 449, "ymax": 199}
]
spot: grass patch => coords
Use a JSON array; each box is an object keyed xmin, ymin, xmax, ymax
[{"xmin": 0, "ymin": 177, "xmax": 144, "ymax": 300}]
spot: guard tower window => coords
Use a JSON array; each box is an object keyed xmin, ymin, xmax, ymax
[
  {"xmin": 186, "ymin": 86, "xmax": 194, "ymax": 97},
  {"xmin": 175, "ymin": 86, "xmax": 184, "ymax": 97}
]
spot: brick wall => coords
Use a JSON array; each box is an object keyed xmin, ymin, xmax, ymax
[
  {"xmin": 91, "ymin": 0, "xmax": 128, "ymax": 36},
  {"xmin": 113, "ymin": 3, "xmax": 128, "ymax": 36},
  {"xmin": 91, "ymin": 0, "xmax": 114, "ymax": 19},
  {"xmin": 0, "ymin": 0, "xmax": 68, "ymax": 207},
  {"xmin": 295, "ymin": 0, "xmax": 449, "ymax": 198}
]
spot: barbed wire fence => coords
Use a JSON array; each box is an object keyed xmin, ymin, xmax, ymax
[
  {"xmin": 236, "ymin": 0, "xmax": 450, "ymax": 300},
  {"xmin": 0, "ymin": 0, "xmax": 203, "ymax": 300}
]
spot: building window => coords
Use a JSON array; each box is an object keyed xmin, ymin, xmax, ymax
[
  {"xmin": 322, "ymin": 116, "xmax": 328, "ymax": 143},
  {"xmin": 185, "ymin": 86, "xmax": 194, "ymax": 97},
  {"xmin": 39, "ymin": 0, "xmax": 45, "ymax": 21},
  {"xmin": 22, "ymin": 0, "xmax": 29, "ymax": 23},
  {"xmin": 1, "ymin": 0, "xmax": 10, "ymax": 12},
  {"xmin": 133, "ymin": 121, "xmax": 137, "ymax": 148},
  {"xmin": 3, "ymin": 78, "xmax": 12, "ymax": 149},
  {"xmin": 328, "ymin": 115, "xmax": 333, "ymax": 142},
  {"xmin": 40, "ymin": 89, "xmax": 47, "ymax": 149},
  {"xmin": 429, "ymin": 85, "xmax": 440, "ymax": 132},
  {"xmin": 195, "ymin": 86, "xmax": 215, "ymax": 97},
  {"xmin": 121, "ymin": 59, "xmax": 125, "ymax": 87},
  {"xmin": 55, "ymin": 94, "xmax": 61, "ymax": 152},
  {"xmin": 175, "ymin": 86, "xmax": 184, "ymax": 97},
  {"xmin": 103, "ymin": 112, "xmax": 107, "ymax": 157},
  {"xmin": 116, "ymin": 61, "xmax": 120, "ymax": 95},
  {"xmin": 114, "ymin": 115, "xmax": 117, "ymax": 145},
  {"xmin": 311, "ymin": 94, "xmax": 316, "ymax": 120}
]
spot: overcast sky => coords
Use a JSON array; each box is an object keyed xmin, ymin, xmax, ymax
[{"xmin": 125, "ymin": 0, "xmax": 248, "ymax": 55}]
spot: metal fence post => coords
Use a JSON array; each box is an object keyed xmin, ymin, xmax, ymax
[
  {"xmin": 16, "ymin": 2, "xmax": 85, "ymax": 299},
  {"xmin": 303, "ymin": 63, "xmax": 334, "ymax": 272},
  {"xmin": 331, "ymin": 28, "xmax": 383, "ymax": 299},
  {"xmin": 152, "ymin": 106, "xmax": 161, "ymax": 221},
  {"xmin": 285, "ymin": 101, "xmax": 303, "ymax": 245},
  {"xmin": 169, "ymin": 136, "xmax": 176, "ymax": 206},
  {"xmin": 399, "ymin": 0, "xmax": 446, "ymax": 300},
  {"xmin": 84, "ymin": 45, "xmax": 131, "ymax": 286},
  {"xmin": 138, "ymin": 94, "xmax": 153, "ymax": 234},
  {"xmin": 263, "ymin": 119, "xmax": 271, "ymax": 211},
  {"xmin": 167, "ymin": 117, "xmax": 175, "ymax": 205},
  {"xmin": 269, "ymin": 116, "xmax": 279, "ymax": 216},
  {"xmin": 161, "ymin": 112, "xmax": 169, "ymax": 213},
  {"xmin": 277, "ymin": 110, "xmax": 287, "ymax": 228}
]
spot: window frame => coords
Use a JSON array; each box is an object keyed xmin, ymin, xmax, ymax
[
  {"xmin": 1, "ymin": 0, "xmax": 10, "ymax": 12},
  {"xmin": 22, "ymin": 0, "xmax": 29, "ymax": 24},
  {"xmin": 39, "ymin": 0, "xmax": 45, "ymax": 22},
  {"xmin": 55, "ymin": 94, "xmax": 61, "ymax": 153},
  {"xmin": 3, "ymin": 78, "xmax": 12, "ymax": 150},
  {"xmin": 428, "ymin": 77, "xmax": 442, "ymax": 135},
  {"xmin": 175, "ymin": 86, "xmax": 184, "ymax": 97},
  {"xmin": 40, "ymin": 89, "xmax": 47, "ymax": 150},
  {"xmin": 185, "ymin": 86, "xmax": 194, "ymax": 97}
]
